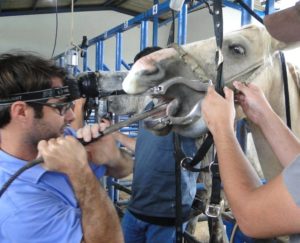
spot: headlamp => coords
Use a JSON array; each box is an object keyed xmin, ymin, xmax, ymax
[
  {"xmin": 0, "ymin": 71, "xmax": 127, "ymax": 106},
  {"xmin": 0, "ymin": 77, "xmax": 81, "ymax": 106}
]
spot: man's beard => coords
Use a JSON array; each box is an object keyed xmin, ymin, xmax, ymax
[{"xmin": 24, "ymin": 118, "xmax": 66, "ymax": 147}]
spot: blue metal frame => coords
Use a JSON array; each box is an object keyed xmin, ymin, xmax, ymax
[
  {"xmin": 115, "ymin": 32, "xmax": 122, "ymax": 71},
  {"xmin": 54, "ymin": 0, "xmax": 276, "ymax": 71},
  {"xmin": 54, "ymin": 0, "xmax": 193, "ymax": 71},
  {"xmin": 140, "ymin": 20, "xmax": 149, "ymax": 50},
  {"xmin": 152, "ymin": 1, "xmax": 159, "ymax": 46},
  {"xmin": 177, "ymin": 3, "xmax": 188, "ymax": 44},
  {"xmin": 95, "ymin": 40, "xmax": 104, "ymax": 71},
  {"xmin": 241, "ymin": 0, "xmax": 252, "ymax": 25}
]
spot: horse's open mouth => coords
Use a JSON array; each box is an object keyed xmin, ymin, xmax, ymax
[{"xmin": 143, "ymin": 97, "xmax": 178, "ymax": 133}]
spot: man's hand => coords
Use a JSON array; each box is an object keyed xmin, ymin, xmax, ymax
[
  {"xmin": 233, "ymin": 81, "xmax": 273, "ymax": 125},
  {"xmin": 201, "ymin": 85, "xmax": 236, "ymax": 136},
  {"xmin": 37, "ymin": 136, "xmax": 88, "ymax": 175},
  {"xmin": 76, "ymin": 119, "xmax": 122, "ymax": 165}
]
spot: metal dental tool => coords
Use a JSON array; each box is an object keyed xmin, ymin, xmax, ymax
[{"xmin": 78, "ymin": 102, "xmax": 167, "ymax": 145}]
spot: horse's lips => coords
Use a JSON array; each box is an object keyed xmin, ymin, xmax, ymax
[{"xmin": 143, "ymin": 99, "xmax": 179, "ymax": 130}]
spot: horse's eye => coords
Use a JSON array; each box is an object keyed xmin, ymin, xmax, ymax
[{"xmin": 229, "ymin": 44, "xmax": 246, "ymax": 56}]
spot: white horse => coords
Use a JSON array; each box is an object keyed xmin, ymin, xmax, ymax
[
  {"xmin": 120, "ymin": 24, "xmax": 300, "ymax": 242},
  {"xmin": 122, "ymin": 24, "xmax": 300, "ymax": 181}
]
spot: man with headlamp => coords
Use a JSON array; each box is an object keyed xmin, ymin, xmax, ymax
[{"xmin": 0, "ymin": 52, "xmax": 131, "ymax": 243}]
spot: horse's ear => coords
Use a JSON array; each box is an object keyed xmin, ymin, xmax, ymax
[
  {"xmin": 268, "ymin": 31, "xmax": 300, "ymax": 51},
  {"xmin": 267, "ymin": 32, "xmax": 287, "ymax": 52}
]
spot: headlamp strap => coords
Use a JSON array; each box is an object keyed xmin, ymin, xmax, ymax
[{"xmin": 0, "ymin": 86, "xmax": 71, "ymax": 105}]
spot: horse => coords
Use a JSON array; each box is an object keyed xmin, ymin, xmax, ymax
[
  {"xmin": 122, "ymin": 24, "xmax": 300, "ymax": 181},
  {"xmin": 120, "ymin": 24, "xmax": 300, "ymax": 242}
]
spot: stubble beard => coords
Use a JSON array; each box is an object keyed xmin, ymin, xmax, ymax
[{"xmin": 25, "ymin": 118, "xmax": 66, "ymax": 147}]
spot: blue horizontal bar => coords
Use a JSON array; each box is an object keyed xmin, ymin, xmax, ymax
[{"xmin": 88, "ymin": 1, "xmax": 172, "ymax": 46}]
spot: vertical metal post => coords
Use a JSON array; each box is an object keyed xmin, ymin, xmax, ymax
[
  {"xmin": 59, "ymin": 56, "xmax": 64, "ymax": 67},
  {"xmin": 99, "ymin": 41, "xmax": 104, "ymax": 71},
  {"xmin": 107, "ymin": 177, "xmax": 115, "ymax": 201},
  {"xmin": 109, "ymin": 32, "xmax": 123, "ymax": 202},
  {"xmin": 83, "ymin": 48, "xmax": 88, "ymax": 72},
  {"xmin": 241, "ymin": 0, "xmax": 252, "ymax": 25},
  {"xmin": 140, "ymin": 20, "xmax": 149, "ymax": 51},
  {"xmin": 95, "ymin": 41, "xmax": 100, "ymax": 71},
  {"xmin": 177, "ymin": 3, "xmax": 187, "ymax": 45},
  {"xmin": 115, "ymin": 32, "xmax": 122, "ymax": 71},
  {"xmin": 265, "ymin": 0, "xmax": 275, "ymax": 15},
  {"xmin": 152, "ymin": 0, "xmax": 159, "ymax": 46}
]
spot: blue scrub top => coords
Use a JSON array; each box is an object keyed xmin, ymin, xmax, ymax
[
  {"xmin": 128, "ymin": 123, "xmax": 198, "ymax": 220},
  {"xmin": 0, "ymin": 127, "xmax": 106, "ymax": 243}
]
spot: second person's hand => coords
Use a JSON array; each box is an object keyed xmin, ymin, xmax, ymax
[{"xmin": 233, "ymin": 81, "xmax": 273, "ymax": 125}]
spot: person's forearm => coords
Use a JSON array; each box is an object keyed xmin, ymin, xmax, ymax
[
  {"xmin": 68, "ymin": 166, "xmax": 123, "ymax": 243},
  {"xmin": 113, "ymin": 132, "xmax": 136, "ymax": 152},
  {"xmin": 106, "ymin": 148, "xmax": 133, "ymax": 178},
  {"xmin": 257, "ymin": 108, "xmax": 300, "ymax": 167},
  {"xmin": 213, "ymin": 129, "xmax": 262, "ymax": 225}
]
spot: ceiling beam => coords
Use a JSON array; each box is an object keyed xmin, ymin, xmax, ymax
[
  {"xmin": 102, "ymin": 0, "xmax": 118, "ymax": 7},
  {"xmin": 32, "ymin": 0, "xmax": 39, "ymax": 9},
  {"xmin": 0, "ymin": 5, "xmax": 140, "ymax": 17},
  {"xmin": 111, "ymin": 0, "xmax": 130, "ymax": 7}
]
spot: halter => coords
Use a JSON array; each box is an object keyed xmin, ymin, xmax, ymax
[
  {"xmin": 172, "ymin": 1, "xmax": 225, "ymax": 242},
  {"xmin": 145, "ymin": 76, "xmax": 211, "ymax": 127},
  {"xmin": 169, "ymin": 43, "xmax": 211, "ymax": 81}
]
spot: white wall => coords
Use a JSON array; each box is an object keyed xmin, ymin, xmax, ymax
[
  {"xmin": 0, "ymin": 6, "xmax": 245, "ymax": 71},
  {"xmin": 0, "ymin": 6, "xmax": 298, "ymax": 70}
]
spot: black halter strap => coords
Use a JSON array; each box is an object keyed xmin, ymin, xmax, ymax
[
  {"xmin": 173, "ymin": 133, "xmax": 184, "ymax": 243},
  {"xmin": 208, "ymin": 1, "xmax": 224, "ymax": 242},
  {"xmin": 213, "ymin": 0, "xmax": 225, "ymax": 96},
  {"xmin": 279, "ymin": 51, "xmax": 291, "ymax": 130},
  {"xmin": 235, "ymin": 0, "xmax": 264, "ymax": 24},
  {"xmin": 181, "ymin": 133, "xmax": 213, "ymax": 172}
]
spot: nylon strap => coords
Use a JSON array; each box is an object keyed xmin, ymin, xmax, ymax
[
  {"xmin": 235, "ymin": 0, "xmax": 264, "ymax": 24},
  {"xmin": 279, "ymin": 51, "xmax": 291, "ymax": 129},
  {"xmin": 174, "ymin": 133, "xmax": 184, "ymax": 243},
  {"xmin": 181, "ymin": 133, "xmax": 213, "ymax": 172},
  {"xmin": 209, "ymin": 1, "xmax": 224, "ymax": 242},
  {"xmin": 213, "ymin": 0, "xmax": 224, "ymax": 96}
]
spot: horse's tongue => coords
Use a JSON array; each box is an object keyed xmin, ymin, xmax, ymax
[{"xmin": 166, "ymin": 99, "xmax": 179, "ymax": 116}]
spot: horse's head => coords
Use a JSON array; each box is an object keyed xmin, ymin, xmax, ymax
[{"xmin": 122, "ymin": 24, "xmax": 291, "ymax": 137}]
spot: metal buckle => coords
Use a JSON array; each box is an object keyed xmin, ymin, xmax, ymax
[
  {"xmin": 205, "ymin": 200, "xmax": 223, "ymax": 218},
  {"xmin": 208, "ymin": 160, "xmax": 215, "ymax": 174},
  {"xmin": 180, "ymin": 157, "xmax": 193, "ymax": 170},
  {"xmin": 215, "ymin": 47, "xmax": 224, "ymax": 67}
]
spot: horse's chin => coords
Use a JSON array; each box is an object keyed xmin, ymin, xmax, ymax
[
  {"xmin": 143, "ymin": 120, "xmax": 172, "ymax": 136},
  {"xmin": 152, "ymin": 126, "xmax": 172, "ymax": 136}
]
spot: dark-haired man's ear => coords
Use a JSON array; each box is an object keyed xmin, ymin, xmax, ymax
[{"xmin": 10, "ymin": 101, "xmax": 32, "ymax": 123}]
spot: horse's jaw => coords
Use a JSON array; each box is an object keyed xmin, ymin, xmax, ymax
[
  {"xmin": 124, "ymin": 71, "xmax": 210, "ymax": 137},
  {"xmin": 143, "ymin": 111, "xmax": 208, "ymax": 138}
]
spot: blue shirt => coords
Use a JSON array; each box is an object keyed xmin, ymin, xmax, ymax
[
  {"xmin": 128, "ymin": 123, "xmax": 198, "ymax": 221},
  {"xmin": 0, "ymin": 127, "xmax": 106, "ymax": 243}
]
